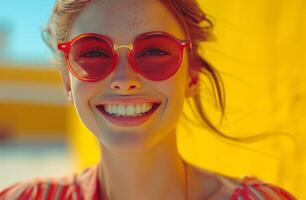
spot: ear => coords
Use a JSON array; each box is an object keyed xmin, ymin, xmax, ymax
[
  {"xmin": 60, "ymin": 70, "xmax": 73, "ymax": 102},
  {"xmin": 185, "ymin": 70, "xmax": 200, "ymax": 98}
]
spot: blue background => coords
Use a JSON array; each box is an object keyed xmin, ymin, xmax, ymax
[{"xmin": 0, "ymin": 0, "xmax": 56, "ymax": 65}]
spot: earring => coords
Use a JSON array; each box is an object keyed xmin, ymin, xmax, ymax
[
  {"xmin": 67, "ymin": 91, "xmax": 73, "ymax": 102},
  {"xmin": 186, "ymin": 78, "xmax": 200, "ymax": 97},
  {"xmin": 189, "ymin": 77, "xmax": 198, "ymax": 87}
]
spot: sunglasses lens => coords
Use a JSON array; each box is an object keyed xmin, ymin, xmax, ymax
[
  {"xmin": 133, "ymin": 34, "xmax": 182, "ymax": 81},
  {"xmin": 66, "ymin": 33, "xmax": 185, "ymax": 82},
  {"xmin": 69, "ymin": 36, "xmax": 114, "ymax": 81}
]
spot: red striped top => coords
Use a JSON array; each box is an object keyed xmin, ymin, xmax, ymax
[{"xmin": 0, "ymin": 165, "xmax": 297, "ymax": 200}]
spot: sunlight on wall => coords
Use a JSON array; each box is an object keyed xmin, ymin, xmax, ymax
[{"xmin": 66, "ymin": 0, "xmax": 306, "ymax": 199}]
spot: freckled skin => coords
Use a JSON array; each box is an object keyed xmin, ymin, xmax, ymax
[
  {"xmin": 127, "ymin": 15, "xmax": 144, "ymax": 29},
  {"xmin": 68, "ymin": 0, "xmax": 191, "ymax": 152}
]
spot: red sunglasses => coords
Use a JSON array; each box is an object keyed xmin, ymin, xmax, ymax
[{"xmin": 57, "ymin": 31, "xmax": 191, "ymax": 82}]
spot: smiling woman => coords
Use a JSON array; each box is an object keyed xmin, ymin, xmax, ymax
[{"xmin": 0, "ymin": 0, "xmax": 298, "ymax": 199}]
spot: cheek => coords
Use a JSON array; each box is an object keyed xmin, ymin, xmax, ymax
[
  {"xmin": 71, "ymin": 77, "xmax": 99, "ymax": 103},
  {"xmin": 166, "ymin": 62, "xmax": 189, "ymax": 99},
  {"xmin": 70, "ymin": 78, "xmax": 104, "ymax": 136},
  {"xmin": 70, "ymin": 77, "xmax": 102, "ymax": 118},
  {"xmin": 157, "ymin": 79, "xmax": 185, "ymax": 98},
  {"xmin": 155, "ymin": 64, "xmax": 188, "ymax": 110}
]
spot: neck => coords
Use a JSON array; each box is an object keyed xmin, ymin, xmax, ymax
[{"xmin": 98, "ymin": 129, "xmax": 188, "ymax": 200}]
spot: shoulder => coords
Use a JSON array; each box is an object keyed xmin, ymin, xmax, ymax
[
  {"xmin": 188, "ymin": 164, "xmax": 239, "ymax": 200},
  {"xmin": 0, "ymin": 170, "xmax": 86, "ymax": 200},
  {"xmin": 188, "ymin": 163, "xmax": 296, "ymax": 200}
]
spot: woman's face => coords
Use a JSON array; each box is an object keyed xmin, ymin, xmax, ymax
[{"xmin": 66, "ymin": 0, "xmax": 195, "ymax": 153}]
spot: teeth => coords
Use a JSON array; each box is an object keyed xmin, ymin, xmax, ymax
[
  {"xmin": 126, "ymin": 105, "xmax": 132, "ymax": 115},
  {"xmin": 102, "ymin": 103, "xmax": 155, "ymax": 116},
  {"xmin": 136, "ymin": 104, "xmax": 141, "ymax": 113}
]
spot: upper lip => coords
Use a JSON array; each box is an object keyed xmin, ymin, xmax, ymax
[{"xmin": 96, "ymin": 96, "xmax": 162, "ymax": 106}]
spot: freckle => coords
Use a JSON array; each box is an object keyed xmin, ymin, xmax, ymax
[{"xmin": 127, "ymin": 17, "xmax": 143, "ymax": 28}]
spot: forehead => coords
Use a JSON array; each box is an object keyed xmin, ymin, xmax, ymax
[{"xmin": 69, "ymin": 0, "xmax": 185, "ymax": 43}]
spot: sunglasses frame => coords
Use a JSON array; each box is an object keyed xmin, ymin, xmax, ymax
[{"xmin": 57, "ymin": 31, "xmax": 192, "ymax": 82}]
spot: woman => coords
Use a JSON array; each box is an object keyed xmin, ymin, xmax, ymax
[{"xmin": 0, "ymin": 0, "xmax": 297, "ymax": 199}]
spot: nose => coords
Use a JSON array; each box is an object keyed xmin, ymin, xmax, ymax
[
  {"xmin": 110, "ymin": 50, "xmax": 142, "ymax": 93},
  {"xmin": 110, "ymin": 78, "xmax": 140, "ymax": 92}
]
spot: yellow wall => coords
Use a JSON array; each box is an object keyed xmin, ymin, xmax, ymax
[
  {"xmin": 0, "ymin": 66, "xmax": 61, "ymax": 85},
  {"xmin": 0, "ymin": 103, "xmax": 66, "ymax": 138},
  {"xmin": 0, "ymin": 66, "xmax": 66, "ymax": 139},
  {"xmin": 66, "ymin": 0, "xmax": 306, "ymax": 199}
]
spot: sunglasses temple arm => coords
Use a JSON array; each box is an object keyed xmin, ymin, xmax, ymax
[
  {"xmin": 184, "ymin": 40, "xmax": 194, "ymax": 61},
  {"xmin": 57, "ymin": 42, "xmax": 70, "ymax": 54},
  {"xmin": 186, "ymin": 40, "xmax": 192, "ymax": 49}
]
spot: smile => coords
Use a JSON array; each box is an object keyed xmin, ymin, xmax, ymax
[
  {"xmin": 102, "ymin": 103, "xmax": 155, "ymax": 116},
  {"xmin": 96, "ymin": 102, "xmax": 161, "ymax": 127}
]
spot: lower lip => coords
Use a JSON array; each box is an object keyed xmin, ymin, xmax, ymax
[{"xmin": 96, "ymin": 103, "xmax": 161, "ymax": 127}]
